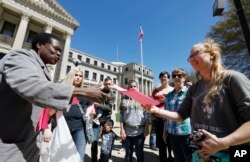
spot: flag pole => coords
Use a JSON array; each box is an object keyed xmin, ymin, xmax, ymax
[
  {"xmin": 140, "ymin": 38, "xmax": 144, "ymax": 94},
  {"xmin": 138, "ymin": 25, "xmax": 144, "ymax": 94}
]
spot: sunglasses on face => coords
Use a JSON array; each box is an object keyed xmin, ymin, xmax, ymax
[
  {"xmin": 172, "ymin": 74, "xmax": 184, "ymax": 78},
  {"xmin": 187, "ymin": 51, "xmax": 207, "ymax": 62},
  {"xmin": 129, "ymin": 85, "xmax": 137, "ymax": 88}
]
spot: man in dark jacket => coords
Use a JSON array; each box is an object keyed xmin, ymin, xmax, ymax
[{"xmin": 91, "ymin": 76, "xmax": 116, "ymax": 162}]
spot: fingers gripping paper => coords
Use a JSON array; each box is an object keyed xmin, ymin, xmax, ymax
[{"xmin": 113, "ymin": 85, "xmax": 160, "ymax": 106}]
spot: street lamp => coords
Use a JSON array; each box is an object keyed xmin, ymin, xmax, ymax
[{"xmin": 213, "ymin": 0, "xmax": 224, "ymax": 16}]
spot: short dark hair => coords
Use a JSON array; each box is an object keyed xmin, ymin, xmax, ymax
[
  {"xmin": 172, "ymin": 68, "xmax": 187, "ymax": 78},
  {"xmin": 159, "ymin": 71, "xmax": 170, "ymax": 79},
  {"xmin": 105, "ymin": 119, "xmax": 114, "ymax": 127},
  {"xmin": 31, "ymin": 33, "xmax": 59, "ymax": 52},
  {"xmin": 104, "ymin": 76, "xmax": 112, "ymax": 82}
]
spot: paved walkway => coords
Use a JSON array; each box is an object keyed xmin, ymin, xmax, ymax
[{"xmin": 84, "ymin": 119, "xmax": 160, "ymax": 162}]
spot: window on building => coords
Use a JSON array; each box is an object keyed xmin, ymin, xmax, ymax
[
  {"xmin": 0, "ymin": 52, "xmax": 6, "ymax": 60},
  {"xmin": 108, "ymin": 65, "xmax": 111, "ymax": 70},
  {"xmin": 100, "ymin": 74, "xmax": 104, "ymax": 81},
  {"xmin": 69, "ymin": 52, "xmax": 73, "ymax": 58},
  {"xmin": 66, "ymin": 65, "xmax": 71, "ymax": 74},
  {"xmin": 26, "ymin": 30, "xmax": 38, "ymax": 43},
  {"xmin": 94, "ymin": 60, "xmax": 98, "ymax": 66},
  {"xmin": 147, "ymin": 71, "xmax": 149, "ymax": 74},
  {"xmin": 77, "ymin": 55, "xmax": 82, "ymax": 61},
  {"xmin": 125, "ymin": 67, "xmax": 128, "ymax": 71},
  {"xmin": 86, "ymin": 58, "xmax": 90, "ymax": 63},
  {"xmin": 1, "ymin": 21, "xmax": 16, "ymax": 37},
  {"xmin": 138, "ymin": 67, "xmax": 141, "ymax": 71},
  {"xmin": 125, "ymin": 78, "xmax": 128, "ymax": 84},
  {"xmin": 92, "ymin": 72, "xmax": 97, "ymax": 81},
  {"xmin": 101, "ymin": 63, "xmax": 105, "ymax": 68},
  {"xmin": 114, "ymin": 67, "xmax": 117, "ymax": 72},
  {"xmin": 84, "ymin": 70, "xmax": 89, "ymax": 79},
  {"xmin": 113, "ymin": 78, "xmax": 116, "ymax": 84}
]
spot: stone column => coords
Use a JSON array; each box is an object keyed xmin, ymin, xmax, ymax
[
  {"xmin": 146, "ymin": 80, "xmax": 149, "ymax": 96},
  {"xmin": 0, "ymin": 3, "xmax": 3, "ymax": 25},
  {"xmin": 58, "ymin": 32, "xmax": 72, "ymax": 80},
  {"xmin": 12, "ymin": 13, "xmax": 30, "ymax": 49},
  {"xmin": 43, "ymin": 24, "xmax": 56, "ymax": 80},
  {"xmin": 149, "ymin": 81, "xmax": 152, "ymax": 95},
  {"xmin": 44, "ymin": 24, "xmax": 53, "ymax": 33}
]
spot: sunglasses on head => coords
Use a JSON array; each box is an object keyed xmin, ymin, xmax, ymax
[{"xmin": 172, "ymin": 74, "xmax": 184, "ymax": 78}]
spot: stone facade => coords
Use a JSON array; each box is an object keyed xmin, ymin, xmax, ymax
[{"xmin": 0, "ymin": 0, "xmax": 79, "ymax": 80}]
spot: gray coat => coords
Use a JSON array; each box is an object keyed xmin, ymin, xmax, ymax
[{"xmin": 0, "ymin": 49, "xmax": 73, "ymax": 162}]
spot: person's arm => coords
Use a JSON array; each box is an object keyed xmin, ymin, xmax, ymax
[
  {"xmin": 3, "ymin": 50, "xmax": 73, "ymax": 111},
  {"xmin": 120, "ymin": 121, "xmax": 126, "ymax": 140},
  {"xmin": 73, "ymin": 87, "xmax": 110, "ymax": 103},
  {"xmin": 42, "ymin": 123, "xmax": 52, "ymax": 143},
  {"xmin": 94, "ymin": 90, "xmax": 115, "ymax": 111},
  {"xmin": 198, "ymin": 122, "xmax": 250, "ymax": 156},
  {"xmin": 149, "ymin": 106, "xmax": 183, "ymax": 122},
  {"xmin": 119, "ymin": 99, "xmax": 126, "ymax": 140},
  {"xmin": 4, "ymin": 50, "xmax": 109, "ymax": 111}
]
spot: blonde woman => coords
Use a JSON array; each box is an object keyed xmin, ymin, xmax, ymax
[
  {"xmin": 63, "ymin": 67, "xmax": 93, "ymax": 160},
  {"xmin": 147, "ymin": 38, "xmax": 250, "ymax": 161},
  {"xmin": 44, "ymin": 67, "xmax": 92, "ymax": 160}
]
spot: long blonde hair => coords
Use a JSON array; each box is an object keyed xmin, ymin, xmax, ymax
[
  {"xmin": 61, "ymin": 67, "xmax": 84, "ymax": 87},
  {"xmin": 195, "ymin": 38, "xmax": 228, "ymax": 104}
]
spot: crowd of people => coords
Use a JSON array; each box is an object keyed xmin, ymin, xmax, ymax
[{"xmin": 0, "ymin": 32, "xmax": 250, "ymax": 162}]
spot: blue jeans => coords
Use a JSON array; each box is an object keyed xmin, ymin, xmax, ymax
[
  {"xmin": 70, "ymin": 127, "xmax": 87, "ymax": 160},
  {"xmin": 124, "ymin": 133, "xmax": 145, "ymax": 162},
  {"xmin": 169, "ymin": 134, "xmax": 192, "ymax": 162},
  {"xmin": 149, "ymin": 132, "xmax": 156, "ymax": 147},
  {"xmin": 91, "ymin": 123, "xmax": 101, "ymax": 162}
]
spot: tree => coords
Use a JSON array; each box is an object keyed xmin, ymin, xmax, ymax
[{"xmin": 207, "ymin": 0, "xmax": 250, "ymax": 77}]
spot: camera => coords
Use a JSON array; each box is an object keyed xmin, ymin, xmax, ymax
[{"xmin": 186, "ymin": 131, "xmax": 205, "ymax": 155}]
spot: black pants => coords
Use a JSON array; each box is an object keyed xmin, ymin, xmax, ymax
[
  {"xmin": 153, "ymin": 118, "xmax": 173, "ymax": 162},
  {"xmin": 99, "ymin": 152, "xmax": 111, "ymax": 162}
]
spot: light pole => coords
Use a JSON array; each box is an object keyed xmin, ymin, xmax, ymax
[
  {"xmin": 213, "ymin": 0, "xmax": 250, "ymax": 55},
  {"xmin": 232, "ymin": 0, "xmax": 250, "ymax": 55}
]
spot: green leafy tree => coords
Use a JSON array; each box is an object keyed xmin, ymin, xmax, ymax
[{"xmin": 207, "ymin": 0, "xmax": 250, "ymax": 77}]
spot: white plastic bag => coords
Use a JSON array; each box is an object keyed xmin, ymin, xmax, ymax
[{"xmin": 40, "ymin": 111, "xmax": 82, "ymax": 162}]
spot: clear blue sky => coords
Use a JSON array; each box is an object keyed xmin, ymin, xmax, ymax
[{"xmin": 57, "ymin": 0, "xmax": 221, "ymax": 84}]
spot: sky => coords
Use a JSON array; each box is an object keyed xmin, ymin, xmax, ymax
[{"xmin": 57, "ymin": 0, "xmax": 221, "ymax": 84}]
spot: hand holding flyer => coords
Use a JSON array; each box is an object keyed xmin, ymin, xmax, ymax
[{"xmin": 112, "ymin": 85, "xmax": 160, "ymax": 106}]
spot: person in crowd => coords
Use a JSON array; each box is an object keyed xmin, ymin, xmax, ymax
[
  {"xmin": 93, "ymin": 106, "xmax": 103, "ymax": 125},
  {"xmin": 0, "ymin": 33, "xmax": 108, "ymax": 162},
  {"xmin": 99, "ymin": 119, "xmax": 121, "ymax": 162},
  {"xmin": 163, "ymin": 68, "xmax": 192, "ymax": 162},
  {"xmin": 151, "ymin": 71, "xmax": 174, "ymax": 162},
  {"xmin": 149, "ymin": 122, "xmax": 157, "ymax": 151},
  {"xmin": 146, "ymin": 38, "xmax": 250, "ymax": 161},
  {"xmin": 120, "ymin": 80, "xmax": 150, "ymax": 162},
  {"xmin": 185, "ymin": 81, "xmax": 193, "ymax": 88},
  {"xmin": 43, "ymin": 66, "xmax": 92, "ymax": 160},
  {"xmin": 91, "ymin": 76, "xmax": 116, "ymax": 162},
  {"xmin": 118, "ymin": 140, "xmax": 126, "ymax": 154}
]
